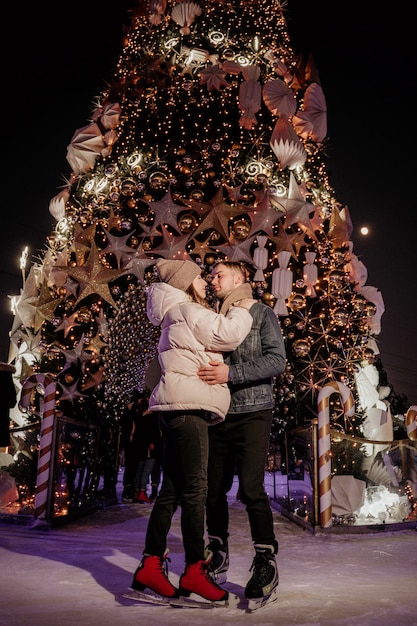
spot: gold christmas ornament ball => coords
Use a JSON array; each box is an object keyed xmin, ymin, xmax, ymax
[
  {"xmin": 293, "ymin": 339, "xmax": 310, "ymax": 358},
  {"xmin": 77, "ymin": 308, "xmax": 91, "ymax": 323},
  {"xmin": 261, "ymin": 292, "xmax": 274, "ymax": 303},
  {"xmin": 332, "ymin": 307, "xmax": 349, "ymax": 326},
  {"xmin": 366, "ymin": 302, "xmax": 377, "ymax": 317},
  {"xmin": 232, "ymin": 219, "xmax": 251, "ymax": 240},
  {"xmin": 120, "ymin": 179, "xmax": 137, "ymax": 196},
  {"xmin": 131, "ymin": 164, "xmax": 143, "ymax": 175},
  {"xmin": 204, "ymin": 254, "xmax": 216, "ymax": 266},
  {"xmin": 288, "ymin": 293, "xmax": 306, "ymax": 311},
  {"xmin": 178, "ymin": 213, "xmax": 197, "ymax": 233},
  {"xmin": 149, "ymin": 172, "xmax": 168, "ymax": 188},
  {"xmin": 352, "ymin": 294, "xmax": 367, "ymax": 312},
  {"xmin": 190, "ymin": 189, "xmax": 204, "ymax": 201},
  {"xmin": 328, "ymin": 269, "xmax": 345, "ymax": 289}
]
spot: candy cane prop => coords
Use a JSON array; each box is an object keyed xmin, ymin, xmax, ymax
[
  {"xmin": 19, "ymin": 374, "xmax": 57, "ymax": 523},
  {"xmin": 317, "ymin": 381, "xmax": 355, "ymax": 528},
  {"xmin": 406, "ymin": 406, "xmax": 417, "ymax": 441}
]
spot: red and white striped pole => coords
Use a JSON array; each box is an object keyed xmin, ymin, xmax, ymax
[
  {"xmin": 317, "ymin": 381, "xmax": 355, "ymax": 528},
  {"xmin": 19, "ymin": 374, "xmax": 57, "ymax": 524}
]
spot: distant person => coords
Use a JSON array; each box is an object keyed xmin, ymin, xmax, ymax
[
  {"xmin": 0, "ymin": 362, "xmax": 17, "ymax": 452},
  {"xmin": 133, "ymin": 395, "xmax": 162, "ymax": 504},
  {"xmin": 130, "ymin": 258, "xmax": 255, "ymax": 605},
  {"xmin": 121, "ymin": 391, "xmax": 153, "ymax": 503},
  {"xmin": 148, "ymin": 426, "xmax": 162, "ymax": 502}
]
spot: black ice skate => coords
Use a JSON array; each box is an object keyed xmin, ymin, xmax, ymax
[
  {"xmin": 206, "ymin": 535, "xmax": 229, "ymax": 584},
  {"xmin": 245, "ymin": 544, "xmax": 278, "ymax": 611}
]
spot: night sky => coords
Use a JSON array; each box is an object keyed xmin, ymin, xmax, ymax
[{"xmin": 1, "ymin": 1, "xmax": 415, "ymax": 403}]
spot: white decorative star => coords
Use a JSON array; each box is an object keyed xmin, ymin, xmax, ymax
[
  {"xmin": 101, "ymin": 229, "xmax": 135, "ymax": 267},
  {"xmin": 244, "ymin": 189, "xmax": 281, "ymax": 237},
  {"xmin": 57, "ymin": 381, "xmax": 88, "ymax": 404},
  {"xmin": 150, "ymin": 225, "xmax": 194, "ymax": 260},
  {"xmin": 59, "ymin": 335, "xmax": 95, "ymax": 372},
  {"xmin": 63, "ymin": 243, "xmax": 123, "ymax": 309},
  {"xmin": 94, "ymin": 309, "xmax": 109, "ymax": 339},
  {"xmin": 281, "ymin": 173, "xmax": 317, "ymax": 239},
  {"xmin": 122, "ymin": 253, "xmax": 157, "ymax": 284},
  {"xmin": 12, "ymin": 267, "xmax": 40, "ymax": 329},
  {"xmin": 81, "ymin": 366, "xmax": 106, "ymax": 391},
  {"xmin": 195, "ymin": 187, "xmax": 247, "ymax": 241},
  {"xmin": 54, "ymin": 312, "xmax": 81, "ymax": 338},
  {"xmin": 71, "ymin": 223, "xmax": 96, "ymax": 265},
  {"xmin": 212, "ymin": 234, "xmax": 257, "ymax": 265},
  {"xmin": 146, "ymin": 188, "xmax": 187, "ymax": 235}
]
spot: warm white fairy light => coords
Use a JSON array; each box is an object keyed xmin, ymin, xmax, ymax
[{"xmin": 20, "ymin": 246, "xmax": 28, "ymax": 285}]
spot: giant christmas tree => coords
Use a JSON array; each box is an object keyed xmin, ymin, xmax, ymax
[{"xmin": 6, "ymin": 0, "xmax": 414, "ymax": 524}]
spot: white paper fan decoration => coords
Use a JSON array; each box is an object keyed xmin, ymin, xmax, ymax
[
  {"xmin": 66, "ymin": 123, "xmax": 106, "ymax": 174},
  {"xmin": 49, "ymin": 188, "xmax": 69, "ymax": 221},
  {"xmin": 270, "ymin": 116, "xmax": 307, "ymax": 170},
  {"xmin": 263, "ymin": 78, "xmax": 297, "ymax": 117},
  {"xmin": 171, "ymin": 1, "xmax": 202, "ymax": 35},
  {"xmin": 303, "ymin": 83, "xmax": 327, "ymax": 142},
  {"xmin": 292, "ymin": 111, "xmax": 314, "ymax": 139},
  {"xmin": 99, "ymin": 102, "xmax": 122, "ymax": 129},
  {"xmin": 150, "ymin": 0, "xmax": 167, "ymax": 25}
]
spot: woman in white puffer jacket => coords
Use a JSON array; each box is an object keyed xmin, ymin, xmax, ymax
[
  {"xmin": 131, "ymin": 258, "xmax": 255, "ymax": 604},
  {"xmin": 147, "ymin": 272, "xmax": 253, "ymax": 423}
]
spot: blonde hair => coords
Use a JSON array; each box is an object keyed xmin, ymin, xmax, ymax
[
  {"xmin": 185, "ymin": 282, "xmax": 210, "ymax": 308},
  {"xmin": 211, "ymin": 261, "xmax": 251, "ymax": 282}
]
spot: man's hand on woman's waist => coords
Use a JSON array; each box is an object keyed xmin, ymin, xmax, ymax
[{"xmin": 197, "ymin": 361, "xmax": 230, "ymax": 384}]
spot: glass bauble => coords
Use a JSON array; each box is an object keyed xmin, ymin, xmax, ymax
[
  {"xmin": 288, "ymin": 293, "xmax": 306, "ymax": 310},
  {"xmin": 293, "ymin": 339, "xmax": 310, "ymax": 357},
  {"xmin": 120, "ymin": 179, "xmax": 137, "ymax": 196},
  {"xmin": 178, "ymin": 213, "xmax": 197, "ymax": 233},
  {"xmin": 149, "ymin": 172, "xmax": 168, "ymax": 188},
  {"xmin": 232, "ymin": 219, "xmax": 250, "ymax": 240},
  {"xmin": 332, "ymin": 308, "xmax": 349, "ymax": 326}
]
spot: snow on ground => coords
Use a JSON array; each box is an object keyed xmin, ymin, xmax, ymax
[{"xmin": 0, "ymin": 474, "xmax": 416, "ymax": 626}]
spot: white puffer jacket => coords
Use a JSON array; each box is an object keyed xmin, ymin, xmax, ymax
[{"xmin": 146, "ymin": 282, "xmax": 253, "ymax": 422}]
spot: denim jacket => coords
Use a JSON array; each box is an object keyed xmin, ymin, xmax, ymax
[{"xmin": 225, "ymin": 302, "xmax": 286, "ymax": 414}]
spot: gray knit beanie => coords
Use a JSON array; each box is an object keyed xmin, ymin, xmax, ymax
[{"xmin": 155, "ymin": 259, "xmax": 201, "ymax": 291}]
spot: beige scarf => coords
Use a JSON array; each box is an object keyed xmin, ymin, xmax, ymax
[{"xmin": 219, "ymin": 283, "xmax": 254, "ymax": 315}]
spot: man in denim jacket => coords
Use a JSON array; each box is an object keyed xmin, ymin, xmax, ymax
[{"xmin": 198, "ymin": 261, "xmax": 286, "ymax": 610}]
